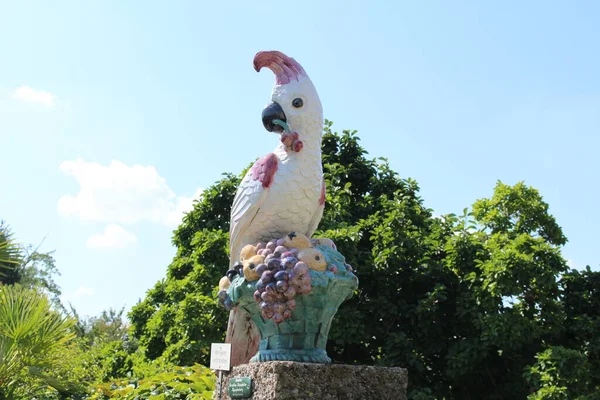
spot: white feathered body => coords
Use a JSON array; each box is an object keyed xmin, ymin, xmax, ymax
[
  {"xmin": 230, "ymin": 134, "xmax": 323, "ymax": 265},
  {"xmin": 226, "ymin": 118, "xmax": 324, "ymax": 366}
]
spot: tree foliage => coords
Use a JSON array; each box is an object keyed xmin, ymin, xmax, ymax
[
  {"xmin": 525, "ymin": 346, "xmax": 596, "ymax": 400},
  {"xmin": 0, "ymin": 225, "xmax": 124, "ymax": 398},
  {"xmin": 0, "ymin": 284, "xmax": 76, "ymax": 399},
  {"xmin": 0, "ymin": 224, "xmax": 216, "ymax": 399},
  {"xmin": 129, "ymin": 178, "xmax": 237, "ymax": 367},
  {"xmin": 0, "ymin": 222, "xmax": 63, "ymax": 310},
  {"xmin": 128, "ymin": 121, "xmax": 600, "ymax": 398},
  {"xmin": 72, "ymin": 306, "xmax": 129, "ymax": 344},
  {"xmin": 0, "ymin": 222, "xmax": 23, "ymax": 284},
  {"xmin": 18, "ymin": 246, "xmax": 63, "ymax": 309},
  {"xmin": 87, "ymin": 364, "xmax": 215, "ymax": 400}
]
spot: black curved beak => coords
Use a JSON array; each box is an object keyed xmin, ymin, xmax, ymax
[{"xmin": 261, "ymin": 101, "xmax": 287, "ymax": 133}]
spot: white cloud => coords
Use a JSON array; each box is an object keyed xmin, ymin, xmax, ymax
[
  {"xmin": 74, "ymin": 286, "xmax": 96, "ymax": 297},
  {"xmin": 87, "ymin": 224, "xmax": 137, "ymax": 249},
  {"xmin": 58, "ymin": 158, "xmax": 202, "ymax": 227},
  {"xmin": 60, "ymin": 286, "xmax": 96, "ymax": 308},
  {"xmin": 13, "ymin": 85, "xmax": 56, "ymax": 107},
  {"xmin": 163, "ymin": 188, "xmax": 204, "ymax": 227}
]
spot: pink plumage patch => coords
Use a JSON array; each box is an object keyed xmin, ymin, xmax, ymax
[
  {"xmin": 319, "ymin": 179, "xmax": 326, "ymax": 206},
  {"xmin": 251, "ymin": 153, "xmax": 279, "ymax": 188}
]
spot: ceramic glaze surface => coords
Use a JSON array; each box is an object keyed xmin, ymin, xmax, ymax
[
  {"xmin": 221, "ymin": 238, "xmax": 358, "ymax": 364},
  {"xmin": 221, "ymin": 51, "xmax": 357, "ymax": 366},
  {"xmin": 228, "ymin": 51, "xmax": 324, "ymax": 270}
]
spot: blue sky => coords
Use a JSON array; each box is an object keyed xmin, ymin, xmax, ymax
[{"xmin": 1, "ymin": 1, "xmax": 598, "ymax": 317}]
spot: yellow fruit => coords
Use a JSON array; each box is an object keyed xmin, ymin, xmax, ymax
[
  {"xmin": 247, "ymin": 254, "xmax": 265, "ymax": 265},
  {"xmin": 298, "ymin": 248, "xmax": 327, "ymax": 271},
  {"xmin": 283, "ymin": 232, "xmax": 312, "ymax": 249},
  {"xmin": 242, "ymin": 254, "xmax": 265, "ymax": 281},
  {"xmin": 240, "ymin": 244, "xmax": 257, "ymax": 261},
  {"xmin": 219, "ymin": 276, "xmax": 231, "ymax": 290}
]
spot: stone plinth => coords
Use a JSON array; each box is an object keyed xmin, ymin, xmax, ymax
[{"xmin": 213, "ymin": 361, "xmax": 408, "ymax": 400}]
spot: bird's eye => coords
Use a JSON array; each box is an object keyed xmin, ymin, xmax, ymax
[{"xmin": 292, "ymin": 98, "xmax": 304, "ymax": 108}]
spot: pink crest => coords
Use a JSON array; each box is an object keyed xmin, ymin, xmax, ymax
[
  {"xmin": 253, "ymin": 50, "xmax": 307, "ymax": 85},
  {"xmin": 319, "ymin": 179, "xmax": 326, "ymax": 206}
]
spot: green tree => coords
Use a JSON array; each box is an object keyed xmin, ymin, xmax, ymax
[
  {"xmin": 18, "ymin": 246, "xmax": 63, "ymax": 309},
  {"xmin": 87, "ymin": 364, "xmax": 214, "ymax": 400},
  {"xmin": 526, "ymin": 266, "xmax": 600, "ymax": 399},
  {"xmin": 72, "ymin": 306, "xmax": 129, "ymax": 344},
  {"xmin": 0, "ymin": 222, "xmax": 23, "ymax": 284},
  {"xmin": 129, "ymin": 180, "xmax": 235, "ymax": 366},
  {"xmin": 0, "ymin": 222, "xmax": 63, "ymax": 310},
  {"xmin": 129, "ymin": 121, "xmax": 593, "ymax": 399},
  {"xmin": 525, "ymin": 346, "xmax": 597, "ymax": 400},
  {"xmin": 0, "ymin": 285, "xmax": 76, "ymax": 399},
  {"xmin": 68, "ymin": 305, "xmax": 136, "ymax": 382},
  {"xmin": 0, "ymin": 224, "xmax": 149, "ymax": 398}
]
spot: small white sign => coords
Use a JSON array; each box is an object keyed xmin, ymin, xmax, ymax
[{"xmin": 210, "ymin": 343, "xmax": 231, "ymax": 371}]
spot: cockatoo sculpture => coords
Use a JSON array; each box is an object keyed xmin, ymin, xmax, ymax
[{"xmin": 225, "ymin": 50, "xmax": 325, "ymax": 366}]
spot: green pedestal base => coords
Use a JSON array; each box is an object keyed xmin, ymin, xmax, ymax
[{"xmin": 250, "ymin": 348, "xmax": 330, "ymax": 363}]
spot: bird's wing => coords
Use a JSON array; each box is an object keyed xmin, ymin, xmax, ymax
[
  {"xmin": 306, "ymin": 177, "xmax": 326, "ymax": 238},
  {"xmin": 229, "ymin": 153, "xmax": 279, "ymax": 266}
]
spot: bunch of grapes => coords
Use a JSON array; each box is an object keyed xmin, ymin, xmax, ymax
[{"xmin": 252, "ymin": 238, "xmax": 312, "ymax": 324}]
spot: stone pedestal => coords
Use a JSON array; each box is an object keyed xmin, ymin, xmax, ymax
[{"xmin": 213, "ymin": 361, "xmax": 408, "ymax": 400}]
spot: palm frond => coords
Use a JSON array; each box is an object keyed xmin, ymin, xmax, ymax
[
  {"xmin": 0, "ymin": 285, "xmax": 76, "ymax": 394},
  {"xmin": 0, "ymin": 225, "xmax": 23, "ymax": 281}
]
